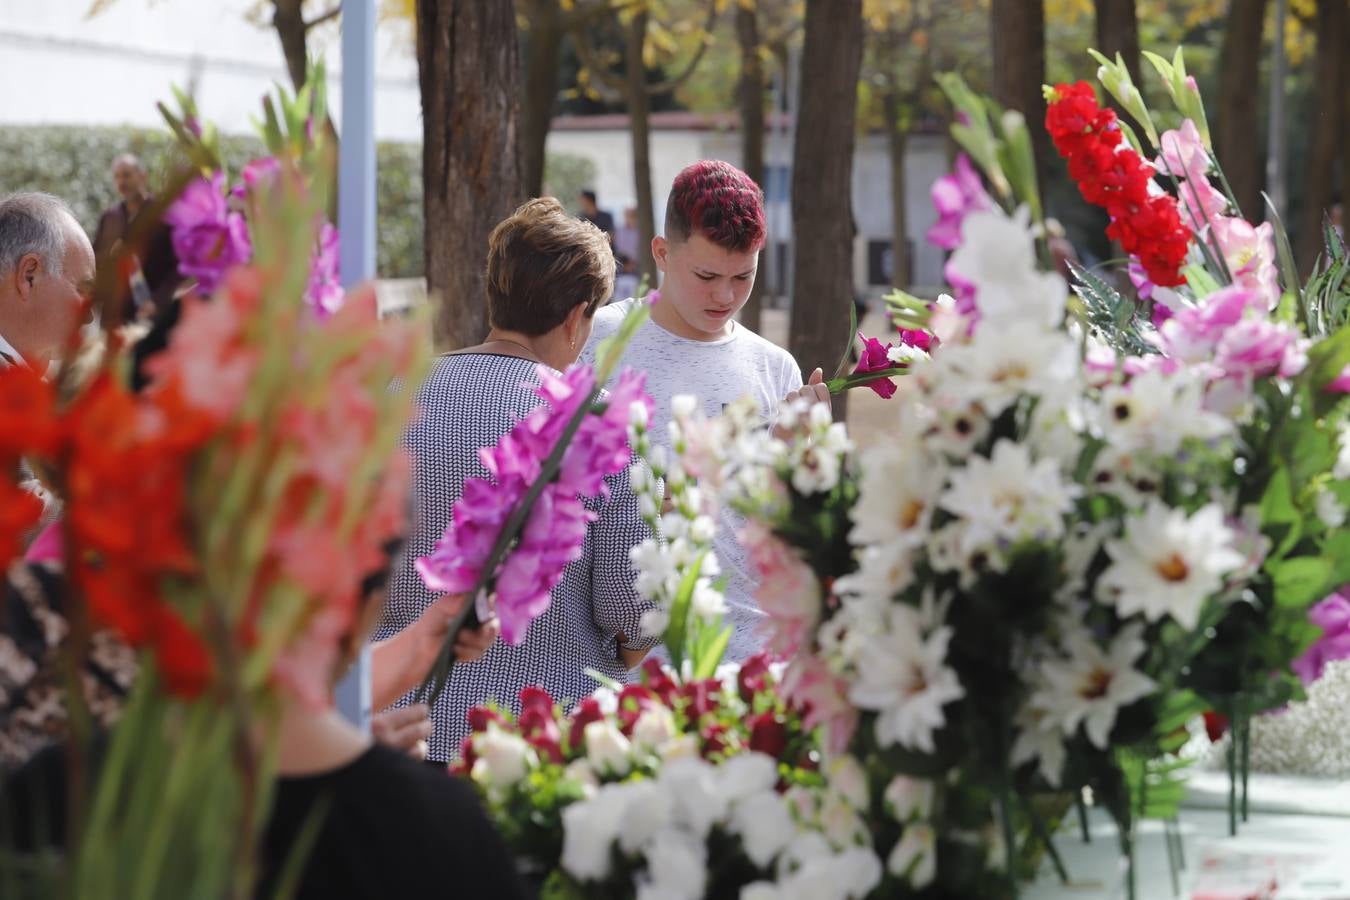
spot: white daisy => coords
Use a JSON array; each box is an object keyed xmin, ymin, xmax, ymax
[
  {"xmin": 1098, "ymin": 500, "xmax": 1244, "ymax": 629},
  {"xmin": 1031, "ymin": 624, "xmax": 1157, "ymax": 748},
  {"xmin": 1096, "ymin": 366, "xmax": 1231, "ymax": 456},
  {"xmin": 847, "ymin": 606, "xmax": 964, "ymax": 753}
]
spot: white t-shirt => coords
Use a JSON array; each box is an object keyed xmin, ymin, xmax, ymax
[{"xmin": 581, "ymin": 297, "xmax": 803, "ymax": 662}]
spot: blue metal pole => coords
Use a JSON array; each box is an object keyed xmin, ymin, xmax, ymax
[{"xmin": 334, "ymin": 0, "xmax": 377, "ymax": 731}]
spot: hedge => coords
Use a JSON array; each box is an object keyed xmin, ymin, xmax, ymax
[{"xmin": 0, "ymin": 125, "xmax": 596, "ymax": 280}]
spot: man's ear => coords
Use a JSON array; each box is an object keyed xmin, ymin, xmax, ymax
[
  {"xmin": 651, "ymin": 236, "xmax": 668, "ymax": 272},
  {"xmin": 14, "ymin": 253, "xmax": 40, "ymax": 302}
]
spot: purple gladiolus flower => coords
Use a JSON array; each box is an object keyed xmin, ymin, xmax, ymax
[
  {"xmin": 1292, "ymin": 591, "xmax": 1350, "ymax": 685},
  {"xmin": 416, "ymin": 361, "xmax": 652, "ymax": 645},
  {"xmin": 165, "ymin": 172, "xmax": 252, "ymax": 295},
  {"xmin": 305, "ymin": 222, "xmax": 344, "ymax": 319},
  {"xmin": 851, "ymin": 331, "xmax": 898, "ymax": 399},
  {"xmin": 927, "ymin": 154, "xmax": 993, "ymax": 251}
]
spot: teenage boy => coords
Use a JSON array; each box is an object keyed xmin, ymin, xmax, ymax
[{"xmin": 581, "ymin": 159, "xmax": 829, "ymax": 662}]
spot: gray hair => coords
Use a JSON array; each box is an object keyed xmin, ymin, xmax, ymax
[
  {"xmin": 111, "ymin": 153, "xmax": 145, "ymax": 174},
  {"xmin": 0, "ymin": 192, "xmax": 76, "ymax": 277}
]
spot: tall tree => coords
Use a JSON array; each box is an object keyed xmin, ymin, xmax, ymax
[
  {"xmin": 1094, "ymin": 0, "xmax": 1143, "ymax": 94},
  {"xmin": 518, "ymin": 1, "xmax": 617, "ymax": 197},
  {"xmin": 1216, "ymin": 0, "xmax": 1269, "ymax": 219},
  {"xmin": 735, "ymin": 0, "xmax": 802, "ymax": 331},
  {"xmin": 787, "ymin": 0, "xmax": 864, "ymax": 408},
  {"xmin": 269, "ymin": 0, "xmax": 341, "ymax": 90},
  {"xmin": 990, "ymin": 0, "xmax": 1050, "ymax": 187},
  {"xmin": 1296, "ymin": 0, "xmax": 1347, "ymax": 274},
  {"xmin": 570, "ymin": 1, "xmax": 720, "ymax": 284},
  {"xmin": 418, "ymin": 0, "xmax": 524, "ymax": 348}
]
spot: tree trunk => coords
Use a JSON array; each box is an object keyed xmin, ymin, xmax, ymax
[
  {"xmin": 737, "ymin": 2, "xmax": 768, "ymax": 332},
  {"xmin": 1296, "ymin": 0, "xmax": 1346, "ymax": 275},
  {"xmin": 1095, "ymin": 0, "xmax": 1143, "ymax": 119},
  {"xmin": 271, "ymin": 0, "xmax": 310, "ymax": 91},
  {"xmin": 1094, "ymin": 0, "xmax": 1143, "ymax": 87},
  {"xmin": 884, "ymin": 88, "xmax": 910, "ymax": 288},
  {"xmin": 990, "ymin": 0, "xmax": 1050, "ymax": 189},
  {"xmin": 520, "ymin": 0, "xmax": 565, "ymax": 197},
  {"xmin": 418, "ymin": 0, "xmax": 524, "ymax": 349},
  {"xmin": 625, "ymin": 10, "xmax": 658, "ymax": 285},
  {"xmin": 788, "ymin": 0, "xmax": 863, "ymax": 418},
  {"xmin": 1216, "ymin": 0, "xmax": 1269, "ymax": 219}
]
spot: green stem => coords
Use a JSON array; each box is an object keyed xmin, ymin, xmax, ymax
[
  {"xmin": 1240, "ymin": 705, "xmax": 1251, "ymax": 824},
  {"xmin": 1076, "ymin": 792, "xmax": 1092, "ymax": 844},
  {"xmin": 1226, "ymin": 720, "xmax": 1238, "ymax": 837},
  {"xmin": 1022, "ymin": 796, "xmax": 1070, "ymax": 885},
  {"xmin": 825, "ymin": 366, "xmax": 910, "ymax": 395}
]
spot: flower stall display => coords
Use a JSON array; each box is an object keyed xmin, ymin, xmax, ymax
[{"xmin": 0, "ymin": 71, "xmax": 428, "ymax": 898}]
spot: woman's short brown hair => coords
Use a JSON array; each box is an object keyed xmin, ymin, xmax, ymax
[{"xmin": 485, "ymin": 197, "xmax": 615, "ymax": 336}]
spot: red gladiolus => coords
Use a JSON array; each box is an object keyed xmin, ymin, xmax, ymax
[
  {"xmin": 0, "ymin": 365, "xmax": 60, "ymax": 457},
  {"xmin": 151, "ymin": 607, "xmax": 214, "ymax": 698},
  {"xmin": 0, "ymin": 478, "xmax": 43, "ymax": 567},
  {"xmin": 748, "ymin": 712, "xmax": 788, "ymax": 758},
  {"xmin": 1046, "ymin": 82, "xmax": 1192, "ymax": 288}
]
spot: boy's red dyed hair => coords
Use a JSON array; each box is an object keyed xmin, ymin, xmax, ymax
[{"xmin": 664, "ymin": 160, "xmax": 766, "ymax": 253}]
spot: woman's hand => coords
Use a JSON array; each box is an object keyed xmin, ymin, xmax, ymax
[
  {"xmin": 370, "ymin": 594, "xmax": 501, "ymax": 710},
  {"xmin": 371, "ymin": 704, "xmax": 433, "ymax": 759}
]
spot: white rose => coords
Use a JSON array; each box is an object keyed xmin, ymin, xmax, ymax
[
  {"xmin": 740, "ymin": 883, "xmax": 781, "ymax": 900},
  {"xmin": 469, "ymin": 725, "xmax": 535, "ymax": 789},
  {"xmin": 560, "ymin": 783, "xmax": 631, "ymax": 881},
  {"xmin": 887, "ymin": 823, "xmax": 936, "ymax": 888},
  {"xmin": 585, "ymin": 720, "xmax": 633, "ymax": 776},
  {"xmin": 672, "ymin": 394, "xmax": 699, "ymax": 420},
  {"xmin": 824, "ymin": 755, "xmax": 869, "ymax": 810},
  {"xmin": 719, "ymin": 752, "xmax": 780, "ymax": 801},
  {"xmin": 660, "ymin": 757, "xmax": 726, "ymax": 838},
  {"xmin": 617, "ymin": 781, "xmax": 673, "ymax": 854},
  {"xmin": 659, "ymin": 733, "xmax": 700, "ymax": 763},
  {"xmin": 632, "ymin": 706, "xmax": 677, "ymax": 749},
  {"xmin": 564, "ymin": 759, "xmax": 599, "ymax": 798},
  {"xmin": 732, "ymin": 791, "xmax": 796, "ymax": 867},
  {"xmin": 641, "ymin": 828, "xmax": 707, "ymax": 900},
  {"xmin": 883, "ymin": 775, "xmax": 935, "ymax": 822},
  {"xmin": 591, "ymin": 686, "xmax": 619, "ymax": 716}
]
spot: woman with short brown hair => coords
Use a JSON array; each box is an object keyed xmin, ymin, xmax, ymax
[{"xmin": 377, "ymin": 197, "xmax": 656, "ymax": 762}]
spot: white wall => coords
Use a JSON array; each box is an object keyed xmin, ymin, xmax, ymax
[{"xmin": 0, "ymin": 0, "xmax": 422, "ymax": 141}]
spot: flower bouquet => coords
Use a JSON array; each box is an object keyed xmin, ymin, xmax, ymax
[{"xmin": 0, "ymin": 70, "xmax": 427, "ymax": 898}]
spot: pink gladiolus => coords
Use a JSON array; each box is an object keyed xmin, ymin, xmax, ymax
[
  {"xmin": 927, "ymin": 154, "xmax": 993, "ymax": 251},
  {"xmin": 1325, "ymin": 364, "xmax": 1350, "ymax": 393},
  {"xmin": 305, "ymin": 222, "xmax": 344, "ymax": 319},
  {"xmin": 165, "ymin": 172, "xmax": 252, "ymax": 294},
  {"xmin": 742, "ymin": 521, "xmax": 822, "ymax": 659},
  {"xmin": 851, "ymin": 331, "xmax": 899, "ymax": 398},
  {"xmin": 1292, "ymin": 591, "xmax": 1350, "ymax": 685},
  {"xmin": 1157, "ymin": 120, "xmax": 1210, "ymax": 185},
  {"xmin": 1212, "ymin": 216, "xmax": 1281, "ymax": 310},
  {"xmin": 1213, "ymin": 318, "xmax": 1308, "ymax": 380},
  {"xmin": 1154, "ymin": 285, "xmax": 1264, "ymax": 363},
  {"xmin": 783, "ymin": 653, "xmax": 858, "ymax": 755}
]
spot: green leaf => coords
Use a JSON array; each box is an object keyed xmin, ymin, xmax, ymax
[
  {"xmin": 1263, "ymin": 193, "xmax": 1303, "ymax": 307},
  {"xmin": 1066, "ymin": 260, "xmax": 1154, "ymax": 356},
  {"xmin": 832, "ymin": 296, "xmax": 860, "ymax": 380},
  {"xmin": 692, "ymin": 625, "xmax": 733, "ymax": 680},
  {"xmin": 1268, "ymin": 556, "xmax": 1335, "ymax": 609},
  {"xmin": 663, "ymin": 552, "xmax": 706, "ymax": 673},
  {"xmin": 1181, "ymin": 262, "xmax": 1221, "ymax": 298}
]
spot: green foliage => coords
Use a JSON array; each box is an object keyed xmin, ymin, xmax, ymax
[
  {"xmin": 1065, "ymin": 260, "xmax": 1155, "ymax": 357},
  {"xmin": 541, "ymin": 151, "xmax": 599, "ymax": 212}
]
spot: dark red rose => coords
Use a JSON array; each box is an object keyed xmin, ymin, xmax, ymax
[
  {"xmin": 682, "ymin": 678, "xmax": 722, "ymax": 720},
  {"xmin": 466, "ymin": 706, "xmax": 505, "ymax": 734},
  {"xmin": 748, "ymin": 712, "xmax": 788, "ymax": 758},
  {"xmin": 642, "ymin": 659, "xmax": 680, "ymax": 705},
  {"xmin": 701, "ymin": 722, "xmax": 730, "ymax": 759},
  {"xmin": 567, "ymin": 697, "xmax": 606, "ymax": 751},
  {"xmin": 519, "ymin": 685, "xmax": 555, "ymax": 716},
  {"xmin": 1203, "ymin": 710, "xmax": 1230, "ymax": 742},
  {"xmin": 737, "ymin": 653, "xmax": 773, "ymax": 704}
]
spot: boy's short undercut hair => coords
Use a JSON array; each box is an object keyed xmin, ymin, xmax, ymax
[
  {"xmin": 485, "ymin": 197, "xmax": 615, "ymax": 336},
  {"xmin": 663, "ymin": 160, "xmax": 766, "ymax": 253}
]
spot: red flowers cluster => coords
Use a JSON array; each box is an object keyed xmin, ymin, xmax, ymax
[
  {"xmin": 0, "ymin": 365, "xmax": 219, "ymax": 697},
  {"xmin": 1046, "ymin": 81, "xmax": 1193, "ymax": 287},
  {"xmin": 457, "ymin": 655, "xmax": 807, "ymax": 776}
]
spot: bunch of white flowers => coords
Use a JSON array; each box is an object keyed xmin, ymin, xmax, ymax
[{"xmin": 559, "ymin": 753, "xmax": 881, "ymax": 900}]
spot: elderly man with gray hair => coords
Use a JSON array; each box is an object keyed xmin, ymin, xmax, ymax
[{"xmin": 0, "ymin": 192, "xmax": 95, "ymax": 372}]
